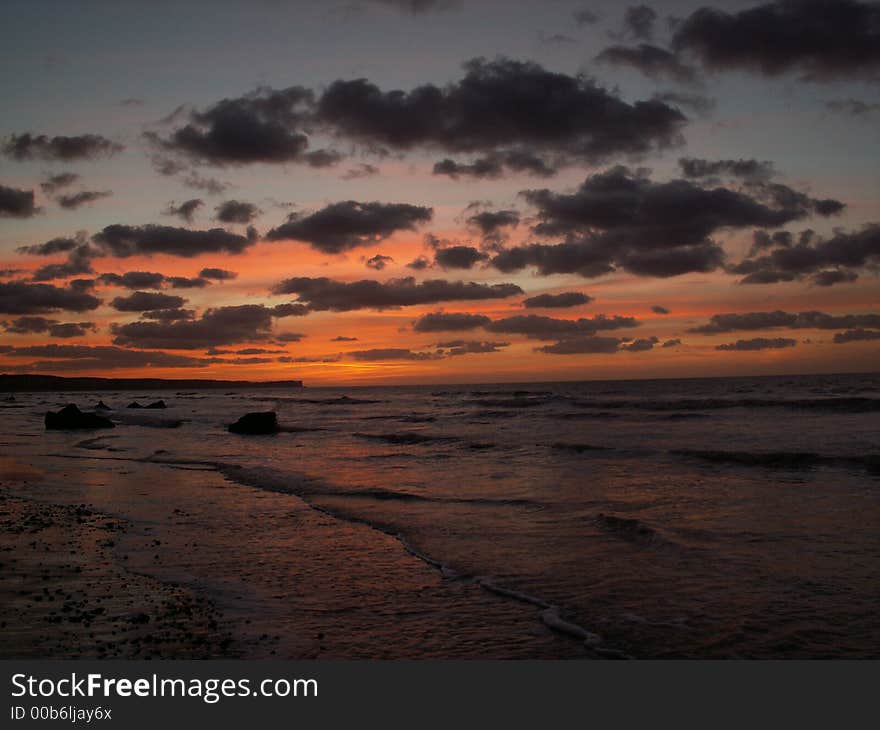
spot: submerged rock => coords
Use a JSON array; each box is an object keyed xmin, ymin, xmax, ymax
[
  {"xmin": 228, "ymin": 411, "xmax": 279, "ymax": 435},
  {"xmin": 45, "ymin": 404, "xmax": 114, "ymax": 430}
]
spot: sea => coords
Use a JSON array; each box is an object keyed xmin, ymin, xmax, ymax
[{"xmin": 2, "ymin": 371, "xmax": 878, "ymax": 658}]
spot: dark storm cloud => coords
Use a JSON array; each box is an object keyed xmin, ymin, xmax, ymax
[
  {"xmin": 536, "ymin": 336, "xmax": 623, "ymax": 355},
  {"xmin": 811, "ymin": 270, "xmax": 858, "ymax": 286},
  {"xmin": 436, "ymin": 340, "xmax": 510, "ymax": 356},
  {"xmin": 3, "ymin": 316, "xmax": 57, "ymax": 334},
  {"xmin": 166, "ymin": 276, "xmax": 210, "ymax": 288},
  {"xmin": 92, "ymin": 224, "xmax": 255, "ymax": 258},
  {"xmin": 146, "ymin": 86, "xmax": 339, "ymax": 168},
  {"xmin": 266, "ymin": 201, "xmax": 432, "ymax": 254},
  {"xmin": 342, "ymin": 163, "xmax": 379, "ymax": 180},
  {"xmin": 141, "ymin": 308, "xmax": 195, "ymax": 322},
  {"xmin": 40, "ymin": 173, "xmax": 80, "ymax": 195},
  {"xmin": 413, "ymin": 312, "xmax": 492, "ymax": 332},
  {"xmin": 623, "ymin": 4, "xmax": 658, "ymax": 41},
  {"xmin": 715, "ymin": 337, "xmax": 798, "ymax": 351},
  {"xmin": 349, "ymin": 348, "xmax": 440, "ymax": 361},
  {"xmin": 573, "ymin": 8, "xmax": 600, "ymax": 26},
  {"xmin": 651, "ymin": 305, "xmax": 669, "ymax": 314},
  {"xmin": 485, "ymin": 314, "xmax": 638, "ymax": 340},
  {"xmin": 111, "ymin": 291, "xmax": 186, "ymax": 312},
  {"xmin": 490, "ymin": 166, "xmax": 843, "ymax": 279},
  {"xmin": 200, "ymin": 268, "xmax": 237, "ymax": 281},
  {"xmin": 98, "ymin": 271, "xmax": 166, "ymax": 289},
  {"xmin": 690, "ymin": 310, "xmax": 880, "ymax": 334},
  {"xmin": 651, "ymin": 91, "xmax": 716, "ymax": 117},
  {"xmin": 31, "ymin": 245, "xmax": 96, "ymax": 282},
  {"xmin": 434, "ymin": 245, "xmax": 488, "ymax": 270},
  {"xmin": 731, "ymin": 225, "xmax": 880, "ymax": 284},
  {"xmin": 671, "ymin": 0, "xmax": 880, "ymax": 82},
  {"xmin": 0, "ymin": 185, "xmax": 39, "ymax": 218},
  {"xmin": 365, "ymin": 254, "xmax": 394, "ymax": 270},
  {"xmin": 316, "ymin": 57, "xmax": 687, "ymax": 175},
  {"xmin": 621, "ymin": 336, "xmax": 659, "ymax": 352},
  {"xmin": 2, "ymin": 344, "xmax": 211, "ymax": 370},
  {"xmin": 678, "ymin": 157, "xmax": 776, "ymax": 182},
  {"xmin": 522, "ymin": 292, "xmax": 593, "ymax": 308},
  {"xmin": 465, "ymin": 209, "xmax": 521, "ymax": 241},
  {"xmin": 595, "ymin": 44, "xmax": 699, "ymax": 84},
  {"xmin": 825, "ymin": 99, "xmax": 880, "ymax": 116},
  {"xmin": 3, "ymin": 133, "xmax": 123, "ymax": 161},
  {"xmin": 433, "ymin": 152, "xmax": 557, "ymax": 179},
  {"xmin": 111, "ymin": 304, "xmax": 286, "ymax": 349},
  {"xmin": 273, "ymin": 276, "xmax": 522, "ymax": 311},
  {"xmin": 215, "ymin": 199, "xmax": 260, "ymax": 224},
  {"xmin": 164, "ymin": 198, "xmax": 204, "ymax": 222},
  {"xmin": 833, "ymin": 329, "xmax": 880, "ymax": 343},
  {"xmin": 55, "ymin": 190, "xmax": 113, "ymax": 210},
  {"xmin": 0, "ymin": 280, "xmax": 101, "ymax": 314}
]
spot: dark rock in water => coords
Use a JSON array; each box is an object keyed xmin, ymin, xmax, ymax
[
  {"xmin": 45, "ymin": 404, "xmax": 114, "ymax": 430},
  {"xmin": 145, "ymin": 400, "xmax": 166, "ymax": 409},
  {"xmin": 95, "ymin": 400, "xmax": 112, "ymax": 410},
  {"xmin": 596, "ymin": 513, "xmax": 656, "ymax": 543},
  {"xmin": 228, "ymin": 411, "xmax": 279, "ymax": 435},
  {"xmin": 127, "ymin": 401, "xmax": 143, "ymax": 409}
]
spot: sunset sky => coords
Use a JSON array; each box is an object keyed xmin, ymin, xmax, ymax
[{"xmin": 1, "ymin": 0, "xmax": 878, "ymax": 385}]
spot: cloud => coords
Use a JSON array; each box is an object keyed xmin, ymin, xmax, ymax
[
  {"xmin": 215, "ymin": 199, "xmax": 260, "ymax": 224},
  {"xmin": 434, "ymin": 245, "xmax": 488, "ymax": 270},
  {"xmin": 0, "ymin": 185, "xmax": 39, "ymax": 218},
  {"xmin": 3, "ymin": 132, "xmax": 123, "ymax": 161},
  {"xmin": 164, "ymin": 198, "xmax": 204, "ymax": 222},
  {"xmin": 330, "ymin": 335, "xmax": 358, "ymax": 342},
  {"xmin": 406, "ymin": 256, "xmax": 431, "ymax": 270},
  {"xmin": 651, "ymin": 305, "xmax": 669, "ymax": 314},
  {"xmin": 833, "ymin": 329, "xmax": 880, "ymax": 343},
  {"xmin": 465, "ymin": 208, "xmax": 520, "ymax": 244},
  {"xmin": 731, "ymin": 225, "xmax": 879, "ymax": 284},
  {"xmin": 47, "ymin": 322, "xmax": 96, "ymax": 338},
  {"xmin": 55, "ymin": 190, "xmax": 113, "ymax": 209},
  {"xmin": 652, "ymin": 91, "xmax": 716, "ymax": 117},
  {"xmin": 1, "ymin": 316, "xmax": 94, "ymax": 338},
  {"xmin": 573, "ymin": 8, "xmax": 600, "ymax": 26},
  {"xmin": 366, "ymin": 0, "xmax": 459, "ymax": 14},
  {"xmin": 349, "ymin": 347, "xmax": 441, "ymax": 361},
  {"xmin": 342, "ymin": 163, "xmax": 379, "ymax": 180},
  {"xmin": 678, "ymin": 157, "xmax": 776, "ymax": 182},
  {"xmin": 661, "ymin": 338, "xmax": 681, "ymax": 347},
  {"xmin": 536, "ymin": 336, "xmax": 623, "ymax": 354},
  {"xmin": 715, "ymin": 337, "xmax": 798, "ymax": 351},
  {"xmin": 266, "ymin": 200, "xmax": 432, "ymax": 254},
  {"xmin": 620, "ymin": 336, "xmax": 659, "ymax": 352},
  {"xmin": 17, "ymin": 236, "xmax": 84, "ymax": 256},
  {"xmin": 199, "ymin": 267, "xmax": 237, "ymax": 280},
  {"xmin": 98, "ymin": 271, "xmax": 166, "ymax": 289},
  {"xmin": 273, "ymin": 276, "xmax": 522, "ymax": 311},
  {"xmin": 433, "ymin": 152, "xmax": 557, "ymax": 179},
  {"xmin": 413, "ymin": 312, "xmax": 492, "ymax": 332},
  {"xmin": 485, "ymin": 313, "xmax": 638, "ymax": 340},
  {"xmin": 491, "ymin": 166, "xmax": 843, "ymax": 279},
  {"xmin": 689, "ymin": 310, "xmax": 880, "ymax": 334},
  {"xmin": 31, "ymin": 245, "xmax": 97, "ymax": 281},
  {"xmin": 166, "ymin": 276, "xmax": 210, "ymax": 288},
  {"xmin": 0, "ymin": 280, "xmax": 101, "ymax": 314},
  {"xmin": 93, "ymin": 223, "xmax": 256, "ymax": 258},
  {"xmin": 623, "ymin": 4, "xmax": 658, "ymax": 41},
  {"xmin": 522, "ymin": 292, "xmax": 593, "ymax": 308},
  {"xmin": 365, "ymin": 254, "xmax": 394, "ymax": 270},
  {"xmin": 811, "ymin": 270, "xmax": 858, "ymax": 286},
  {"xmin": 671, "ymin": 0, "xmax": 880, "ymax": 82},
  {"xmin": 146, "ymin": 86, "xmax": 336, "ymax": 167},
  {"xmin": 180, "ymin": 172, "xmax": 229, "ymax": 195},
  {"xmin": 316, "ymin": 57, "xmax": 687, "ymax": 176},
  {"xmin": 40, "ymin": 173, "xmax": 79, "ymax": 195},
  {"xmin": 596, "ymin": 44, "xmax": 699, "ymax": 84},
  {"xmin": 111, "ymin": 291, "xmax": 186, "ymax": 312},
  {"xmin": 111, "ymin": 303, "xmax": 289, "ymax": 349},
  {"xmin": 825, "ymin": 99, "xmax": 880, "ymax": 117},
  {"xmin": 436, "ymin": 340, "xmax": 510, "ymax": 355},
  {"xmin": 2, "ymin": 344, "xmax": 212, "ymax": 370}
]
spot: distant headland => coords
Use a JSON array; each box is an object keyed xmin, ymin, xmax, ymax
[{"xmin": 0, "ymin": 374, "xmax": 304, "ymax": 392}]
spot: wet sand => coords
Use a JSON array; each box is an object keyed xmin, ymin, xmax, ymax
[{"xmin": 0, "ymin": 454, "xmax": 587, "ymax": 659}]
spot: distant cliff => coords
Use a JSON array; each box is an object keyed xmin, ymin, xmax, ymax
[{"xmin": 0, "ymin": 374, "xmax": 303, "ymax": 392}]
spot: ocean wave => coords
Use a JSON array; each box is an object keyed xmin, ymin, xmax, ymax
[
  {"xmin": 674, "ymin": 449, "xmax": 880, "ymax": 473},
  {"xmin": 353, "ymin": 432, "xmax": 458, "ymax": 446},
  {"xmin": 552, "ymin": 442, "xmax": 610, "ymax": 453},
  {"xmin": 571, "ymin": 396, "xmax": 880, "ymax": 413}
]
